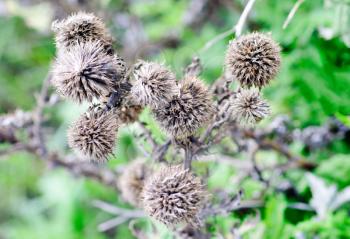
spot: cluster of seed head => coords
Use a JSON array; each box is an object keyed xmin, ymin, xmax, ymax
[
  {"xmin": 142, "ymin": 165, "xmax": 207, "ymax": 227},
  {"xmin": 225, "ymin": 32, "xmax": 281, "ymax": 125},
  {"xmin": 51, "ymin": 12, "xmax": 135, "ymax": 162},
  {"xmin": 50, "ymin": 12, "xmax": 283, "ymax": 230}
]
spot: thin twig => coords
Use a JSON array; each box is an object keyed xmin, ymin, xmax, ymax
[
  {"xmin": 184, "ymin": 145, "xmax": 193, "ymax": 170},
  {"xmin": 200, "ymin": 0, "xmax": 257, "ymax": 52},
  {"xmin": 283, "ymin": 0, "xmax": 305, "ymax": 29},
  {"xmin": 33, "ymin": 74, "xmax": 51, "ymax": 158}
]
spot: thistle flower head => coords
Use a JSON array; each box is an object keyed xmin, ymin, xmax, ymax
[
  {"xmin": 118, "ymin": 159, "xmax": 152, "ymax": 207},
  {"xmin": 51, "ymin": 41, "xmax": 126, "ymax": 103},
  {"xmin": 52, "ymin": 12, "xmax": 113, "ymax": 52},
  {"xmin": 231, "ymin": 89, "xmax": 270, "ymax": 125},
  {"xmin": 142, "ymin": 165, "xmax": 207, "ymax": 227},
  {"xmin": 154, "ymin": 76, "xmax": 214, "ymax": 138},
  {"xmin": 131, "ymin": 60, "xmax": 179, "ymax": 108},
  {"xmin": 67, "ymin": 104, "xmax": 118, "ymax": 162},
  {"xmin": 225, "ymin": 32, "xmax": 281, "ymax": 88}
]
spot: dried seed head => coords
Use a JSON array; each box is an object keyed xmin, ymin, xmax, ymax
[
  {"xmin": 153, "ymin": 77, "xmax": 214, "ymax": 138},
  {"xmin": 52, "ymin": 12, "xmax": 113, "ymax": 52},
  {"xmin": 231, "ymin": 89, "xmax": 270, "ymax": 125},
  {"xmin": 51, "ymin": 41, "xmax": 126, "ymax": 103},
  {"xmin": 131, "ymin": 61, "xmax": 179, "ymax": 108},
  {"xmin": 67, "ymin": 104, "xmax": 118, "ymax": 162},
  {"xmin": 116, "ymin": 104, "xmax": 143, "ymax": 124},
  {"xmin": 118, "ymin": 159, "xmax": 152, "ymax": 207},
  {"xmin": 142, "ymin": 165, "xmax": 207, "ymax": 227},
  {"xmin": 225, "ymin": 32, "xmax": 281, "ymax": 88}
]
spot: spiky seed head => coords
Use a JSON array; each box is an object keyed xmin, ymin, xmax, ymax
[
  {"xmin": 153, "ymin": 76, "xmax": 214, "ymax": 138},
  {"xmin": 225, "ymin": 32, "xmax": 281, "ymax": 88},
  {"xmin": 131, "ymin": 60, "xmax": 179, "ymax": 108},
  {"xmin": 118, "ymin": 159, "xmax": 152, "ymax": 207},
  {"xmin": 51, "ymin": 41, "xmax": 126, "ymax": 103},
  {"xmin": 67, "ymin": 104, "xmax": 118, "ymax": 162},
  {"xmin": 52, "ymin": 12, "xmax": 113, "ymax": 52},
  {"xmin": 231, "ymin": 89, "xmax": 270, "ymax": 125},
  {"xmin": 142, "ymin": 165, "xmax": 207, "ymax": 227}
]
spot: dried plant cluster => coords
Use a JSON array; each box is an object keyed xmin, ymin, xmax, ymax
[
  {"xmin": 50, "ymin": 12, "xmax": 282, "ymax": 229},
  {"xmin": 225, "ymin": 32, "xmax": 281, "ymax": 124}
]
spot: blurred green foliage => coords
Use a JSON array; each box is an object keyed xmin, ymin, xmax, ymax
[{"xmin": 0, "ymin": 0, "xmax": 350, "ymax": 238}]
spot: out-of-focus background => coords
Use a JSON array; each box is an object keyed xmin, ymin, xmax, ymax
[{"xmin": 0, "ymin": 0, "xmax": 350, "ymax": 238}]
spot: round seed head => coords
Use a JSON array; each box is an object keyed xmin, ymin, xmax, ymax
[
  {"xmin": 52, "ymin": 12, "xmax": 113, "ymax": 52},
  {"xmin": 231, "ymin": 89, "xmax": 270, "ymax": 125},
  {"xmin": 142, "ymin": 165, "xmax": 207, "ymax": 227},
  {"xmin": 51, "ymin": 41, "xmax": 126, "ymax": 103},
  {"xmin": 67, "ymin": 104, "xmax": 118, "ymax": 162},
  {"xmin": 225, "ymin": 32, "xmax": 281, "ymax": 88},
  {"xmin": 131, "ymin": 61, "xmax": 179, "ymax": 108},
  {"xmin": 118, "ymin": 159, "xmax": 152, "ymax": 207},
  {"xmin": 153, "ymin": 76, "xmax": 214, "ymax": 138}
]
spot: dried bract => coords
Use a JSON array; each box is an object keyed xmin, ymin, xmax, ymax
[
  {"xmin": 51, "ymin": 41, "xmax": 126, "ymax": 103},
  {"xmin": 154, "ymin": 76, "xmax": 214, "ymax": 138},
  {"xmin": 67, "ymin": 105, "xmax": 118, "ymax": 162},
  {"xmin": 118, "ymin": 160, "xmax": 152, "ymax": 207},
  {"xmin": 52, "ymin": 12, "xmax": 113, "ymax": 52},
  {"xmin": 131, "ymin": 61, "xmax": 179, "ymax": 108},
  {"xmin": 231, "ymin": 89, "xmax": 270, "ymax": 125},
  {"xmin": 142, "ymin": 165, "xmax": 207, "ymax": 227},
  {"xmin": 225, "ymin": 32, "xmax": 281, "ymax": 88}
]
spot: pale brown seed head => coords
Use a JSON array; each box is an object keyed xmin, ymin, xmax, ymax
[
  {"xmin": 142, "ymin": 165, "xmax": 207, "ymax": 227},
  {"xmin": 231, "ymin": 89, "xmax": 270, "ymax": 125},
  {"xmin": 118, "ymin": 159, "xmax": 152, "ymax": 207},
  {"xmin": 153, "ymin": 76, "xmax": 214, "ymax": 138},
  {"xmin": 51, "ymin": 41, "xmax": 126, "ymax": 103},
  {"xmin": 52, "ymin": 12, "xmax": 113, "ymax": 52},
  {"xmin": 131, "ymin": 60, "xmax": 179, "ymax": 108},
  {"xmin": 225, "ymin": 32, "xmax": 281, "ymax": 88},
  {"xmin": 67, "ymin": 104, "xmax": 118, "ymax": 162}
]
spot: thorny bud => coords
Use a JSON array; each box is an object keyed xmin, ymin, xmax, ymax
[
  {"xmin": 231, "ymin": 89, "xmax": 270, "ymax": 125},
  {"xmin": 225, "ymin": 32, "xmax": 281, "ymax": 89},
  {"xmin": 131, "ymin": 60, "xmax": 179, "ymax": 108},
  {"xmin": 51, "ymin": 41, "xmax": 126, "ymax": 103},
  {"xmin": 67, "ymin": 104, "xmax": 118, "ymax": 162},
  {"xmin": 154, "ymin": 76, "xmax": 214, "ymax": 138},
  {"xmin": 52, "ymin": 12, "xmax": 113, "ymax": 53},
  {"xmin": 118, "ymin": 159, "xmax": 152, "ymax": 207},
  {"xmin": 142, "ymin": 165, "xmax": 207, "ymax": 227}
]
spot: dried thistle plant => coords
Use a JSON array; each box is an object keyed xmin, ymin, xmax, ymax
[
  {"xmin": 231, "ymin": 89, "xmax": 270, "ymax": 125},
  {"xmin": 52, "ymin": 12, "xmax": 113, "ymax": 52},
  {"xmin": 51, "ymin": 41, "xmax": 126, "ymax": 103},
  {"xmin": 142, "ymin": 165, "xmax": 207, "ymax": 227},
  {"xmin": 153, "ymin": 76, "xmax": 214, "ymax": 138},
  {"xmin": 225, "ymin": 32, "xmax": 281, "ymax": 89},
  {"xmin": 67, "ymin": 104, "xmax": 118, "ymax": 162},
  {"xmin": 118, "ymin": 159, "xmax": 152, "ymax": 207},
  {"xmin": 131, "ymin": 60, "xmax": 179, "ymax": 108}
]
